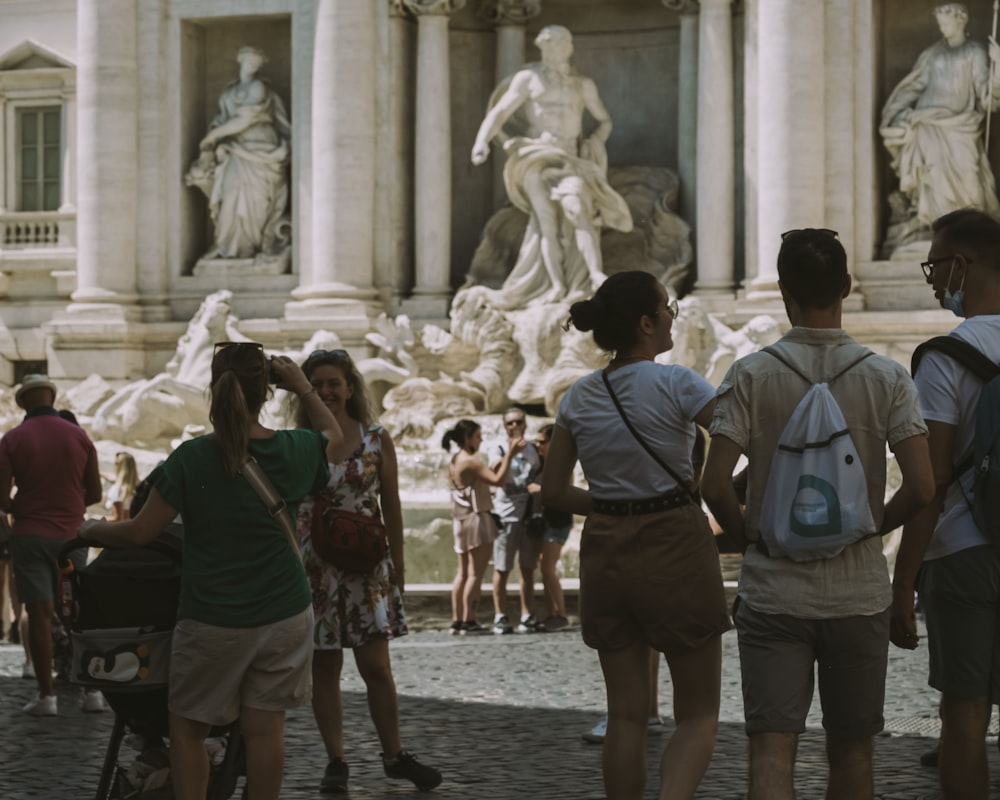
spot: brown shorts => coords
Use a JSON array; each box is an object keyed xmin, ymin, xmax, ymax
[
  {"xmin": 579, "ymin": 504, "xmax": 730, "ymax": 655},
  {"xmin": 169, "ymin": 607, "xmax": 314, "ymax": 726}
]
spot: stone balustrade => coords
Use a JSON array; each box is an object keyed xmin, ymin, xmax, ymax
[{"xmin": 0, "ymin": 211, "xmax": 76, "ymax": 250}]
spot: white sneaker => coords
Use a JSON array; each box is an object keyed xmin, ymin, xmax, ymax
[
  {"xmin": 81, "ymin": 690, "xmax": 107, "ymax": 713},
  {"xmin": 21, "ymin": 661, "xmax": 35, "ymax": 679},
  {"xmin": 23, "ymin": 693, "xmax": 57, "ymax": 716},
  {"xmin": 582, "ymin": 716, "xmax": 607, "ymax": 743}
]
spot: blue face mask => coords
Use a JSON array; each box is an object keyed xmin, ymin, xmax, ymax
[{"xmin": 942, "ymin": 260, "xmax": 967, "ymax": 318}]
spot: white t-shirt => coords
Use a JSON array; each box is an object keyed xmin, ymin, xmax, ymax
[
  {"xmin": 915, "ymin": 315, "xmax": 1000, "ymax": 560},
  {"xmin": 555, "ymin": 361, "xmax": 715, "ymax": 499}
]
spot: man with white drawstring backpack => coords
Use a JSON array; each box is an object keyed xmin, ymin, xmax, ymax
[{"xmin": 702, "ymin": 228, "xmax": 935, "ymax": 800}]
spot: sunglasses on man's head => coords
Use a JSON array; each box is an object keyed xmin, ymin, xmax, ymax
[{"xmin": 214, "ymin": 341, "xmax": 264, "ymax": 354}]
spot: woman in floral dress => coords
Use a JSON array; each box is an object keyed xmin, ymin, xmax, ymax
[{"xmin": 296, "ymin": 349, "xmax": 441, "ymax": 794}]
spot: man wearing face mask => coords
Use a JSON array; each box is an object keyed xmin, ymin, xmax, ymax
[{"xmin": 892, "ymin": 208, "xmax": 1000, "ymax": 800}]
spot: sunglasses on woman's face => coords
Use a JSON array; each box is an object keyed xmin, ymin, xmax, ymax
[{"xmin": 307, "ymin": 348, "xmax": 349, "ymax": 360}]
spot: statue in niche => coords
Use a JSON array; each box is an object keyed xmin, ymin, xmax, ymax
[
  {"xmin": 880, "ymin": 3, "xmax": 1000, "ymax": 255},
  {"xmin": 185, "ymin": 45, "xmax": 291, "ymax": 275},
  {"xmin": 470, "ymin": 25, "xmax": 633, "ymax": 308}
]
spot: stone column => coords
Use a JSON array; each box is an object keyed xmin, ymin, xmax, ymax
[
  {"xmin": 747, "ymin": 0, "xmax": 825, "ymax": 299},
  {"xmin": 664, "ymin": 0, "xmax": 699, "ymax": 225},
  {"xmin": 287, "ymin": 0, "xmax": 379, "ymax": 338},
  {"xmin": 481, "ymin": 1, "xmax": 542, "ymax": 210},
  {"xmin": 400, "ymin": 0, "xmax": 465, "ymax": 320},
  {"xmin": 694, "ymin": 0, "xmax": 734, "ymax": 295},
  {"xmin": 0, "ymin": 91, "xmax": 6, "ymax": 212},
  {"xmin": 59, "ymin": 88, "xmax": 76, "ymax": 213},
  {"xmin": 72, "ymin": 0, "xmax": 138, "ymax": 304}
]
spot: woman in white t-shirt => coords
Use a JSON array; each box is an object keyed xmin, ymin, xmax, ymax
[
  {"xmin": 106, "ymin": 452, "xmax": 139, "ymax": 521},
  {"xmin": 541, "ymin": 270, "xmax": 730, "ymax": 800}
]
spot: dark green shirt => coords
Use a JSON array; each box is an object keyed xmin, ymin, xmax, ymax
[{"xmin": 154, "ymin": 430, "xmax": 329, "ymax": 628}]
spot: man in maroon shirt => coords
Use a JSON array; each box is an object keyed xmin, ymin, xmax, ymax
[{"xmin": 0, "ymin": 375, "xmax": 101, "ymax": 715}]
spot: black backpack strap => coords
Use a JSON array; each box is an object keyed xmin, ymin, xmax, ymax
[
  {"xmin": 601, "ymin": 370, "xmax": 695, "ymax": 500},
  {"xmin": 762, "ymin": 346, "xmax": 874, "ymax": 385},
  {"xmin": 911, "ymin": 336, "xmax": 1000, "ymax": 382}
]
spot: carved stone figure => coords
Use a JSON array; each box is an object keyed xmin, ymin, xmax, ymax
[
  {"xmin": 470, "ymin": 25, "xmax": 633, "ymax": 308},
  {"xmin": 185, "ymin": 46, "xmax": 291, "ymax": 275},
  {"xmin": 880, "ymin": 3, "xmax": 1000, "ymax": 254}
]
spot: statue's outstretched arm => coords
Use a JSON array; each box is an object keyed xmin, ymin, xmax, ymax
[{"xmin": 472, "ymin": 72, "xmax": 531, "ymax": 165}]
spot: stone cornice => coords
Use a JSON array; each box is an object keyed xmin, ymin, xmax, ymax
[
  {"xmin": 479, "ymin": 0, "xmax": 542, "ymax": 25},
  {"xmin": 401, "ymin": 0, "xmax": 466, "ymax": 15}
]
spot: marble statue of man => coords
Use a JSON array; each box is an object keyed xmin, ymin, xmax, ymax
[
  {"xmin": 881, "ymin": 3, "xmax": 1000, "ymax": 244},
  {"xmin": 185, "ymin": 46, "xmax": 291, "ymax": 267},
  {"xmin": 471, "ymin": 25, "xmax": 632, "ymax": 307}
]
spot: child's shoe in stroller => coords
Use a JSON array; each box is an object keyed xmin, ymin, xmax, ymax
[
  {"xmin": 319, "ymin": 757, "xmax": 349, "ymax": 794},
  {"xmin": 23, "ymin": 693, "xmax": 57, "ymax": 716},
  {"xmin": 382, "ymin": 750, "xmax": 442, "ymax": 790},
  {"xmin": 80, "ymin": 689, "xmax": 107, "ymax": 713}
]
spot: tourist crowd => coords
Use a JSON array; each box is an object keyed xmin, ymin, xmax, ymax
[{"xmin": 3, "ymin": 209, "xmax": 1000, "ymax": 800}]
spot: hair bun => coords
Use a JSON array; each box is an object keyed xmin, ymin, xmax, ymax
[{"xmin": 569, "ymin": 298, "xmax": 599, "ymax": 332}]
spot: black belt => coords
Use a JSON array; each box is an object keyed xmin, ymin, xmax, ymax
[{"xmin": 592, "ymin": 490, "xmax": 692, "ymax": 517}]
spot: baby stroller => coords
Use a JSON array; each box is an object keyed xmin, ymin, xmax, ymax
[{"xmin": 58, "ymin": 528, "xmax": 246, "ymax": 799}]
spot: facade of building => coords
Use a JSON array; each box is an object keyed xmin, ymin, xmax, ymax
[{"xmin": 0, "ymin": 0, "xmax": 977, "ymax": 383}]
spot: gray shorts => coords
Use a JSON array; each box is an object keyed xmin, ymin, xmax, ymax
[
  {"xmin": 10, "ymin": 534, "xmax": 83, "ymax": 605},
  {"xmin": 734, "ymin": 598, "xmax": 889, "ymax": 739},
  {"xmin": 493, "ymin": 520, "xmax": 539, "ymax": 573},
  {"xmin": 169, "ymin": 607, "xmax": 314, "ymax": 726},
  {"xmin": 919, "ymin": 544, "xmax": 1000, "ymax": 701}
]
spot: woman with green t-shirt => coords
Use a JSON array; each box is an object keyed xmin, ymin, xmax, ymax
[{"xmin": 81, "ymin": 341, "xmax": 342, "ymax": 800}]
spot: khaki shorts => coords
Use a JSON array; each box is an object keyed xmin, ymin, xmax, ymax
[
  {"xmin": 10, "ymin": 534, "xmax": 83, "ymax": 605},
  {"xmin": 734, "ymin": 599, "xmax": 890, "ymax": 739},
  {"xmin": 579, "ymin": 504, "xmax": 730, "ymax": 655},
  {"xmin": 169, "ymin": 607, "xmax": 314, "ymax": 726}
]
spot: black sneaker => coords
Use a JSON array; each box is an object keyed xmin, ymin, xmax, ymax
[
  {"xmin": 448, "ymin": 621, "xmax": 463, "ymax": 635},
  {"xmin": 320, "ymin": 758, "xmax": 349, "ymax": 793},
  {"xmin": 382, "ymin": 750, "xmax": 442, "ymax": 790},
  {"xmin": 461, "ymin": 620, "xmax": 487, "ymax": 635}
]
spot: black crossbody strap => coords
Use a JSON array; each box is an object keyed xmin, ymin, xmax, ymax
[{"xmin": 602, "ymin": 370, "xmax": 694, "ymax": 500}]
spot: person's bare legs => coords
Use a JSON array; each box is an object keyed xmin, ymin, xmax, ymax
[
  {"xmin": 519, "ymin": 566, "xmax": 535, "ymax": 620},
  {"xmin": 599, "ymin": 641, "xmax": 653, "ymax": 800},
  {"xmin": 539, "ymin": 540, "xmax": 566, "ymax": 618},
  {"xmin": 312, "ymin": 649, "xmax": 345, "ymax": 760},
  {"xmin": 25, "ymin": 600, "xmax": 53, "ymax": 695},
  {"xmin": 939, "ymin": 693, "xmax": 991, "ymax": 800},
  {"xmin": 826, "ymin": 735, "xmax": 874, "ymax": 800},
  {"xmin": 241, "ymin": 706, "xmax": 286, "ymax": 800},
  {"xmin": 464, "ymin": 543, "xmax": 492, "ymax": 621},
  {"xmin": 168, "ymin": 713, "xmax": 212, "ymax": 800},
  {"xmin": 658, "ymin": 636, "xmax": 721, "ymax": 800},
  {"xmin": 492, "ymin": 568, "xmax": 510, "ymax": 617},
  {"xmin": 748, "ymin": 732, "xmax": 798, "ymax": 800},
  {"xmin": 353, "ymin": 638, "xmax": 403, "ymax": 757},
  {"xmin": 452, "ymin": 552, "xmax": 470, "ymax": 622}
]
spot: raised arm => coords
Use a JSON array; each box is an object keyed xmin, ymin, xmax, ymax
[
  {"xmin": 270, "ymin": 355, "xmax": 344, "ymax": 461},
  {"xmin": 463, "ymin": 437, "xmax": 526, "ymax": 487}
]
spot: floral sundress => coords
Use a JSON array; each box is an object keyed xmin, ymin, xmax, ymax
[{"xmin": 297, "ymin": 423, "xmax": 408, "ymax": 649}]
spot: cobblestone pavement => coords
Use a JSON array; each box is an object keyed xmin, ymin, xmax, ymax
[{"xmin": 1, "ymin": 615, "xmax": 998, "ymax": 799}]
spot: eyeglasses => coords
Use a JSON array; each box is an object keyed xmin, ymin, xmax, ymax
[
  {"xmin": 919, "ymin": 256, "xmax": 969, "ymax": 279},
  {"xmin": 655, "ymin": 299, "xmax": 679, "ymax": 319},
  {"xmin": 504, "ymin": 418, "xmax": 526, "ymax": 428},
  {"xmin": 307, "ymin": 348, "xmax": 349, "ymax": 361},
  {"xmin": 780, "ymin": 228, "xmax": 839, "ymax": 241}
]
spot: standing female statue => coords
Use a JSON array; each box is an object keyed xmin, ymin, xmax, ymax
[{"xmin": 186, "ymin": 46, "xmax": 291, "ymax": 269}]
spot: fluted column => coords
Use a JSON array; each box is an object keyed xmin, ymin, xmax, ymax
[
  {"xmin": 59, "ymin": 88, "xmax": 76, "ymax": 213},
  {"xmin": 481, "ymin": 1, "xmax": 541, "ymax": 210},
  {"xmin": 400, "ymin": 0, "xmax": 465, "ymax": 320},
  {"xmin": 747, "ymin": 0, "xmax": 825, "ymax": 299},
  {"xmin": 664, "ymin": 1, "xmax": 699, "ymax": 226},
  {"xmin": 73, "ymin": 0, "xmax": 138, "ymax": 304},
  {"xmin": 694, "ymin": 0, "xmax": 734, "ymax": 294},
  {"xmin": 300, "ymin": 0, "xmax": 377, "ymax": 298}
]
